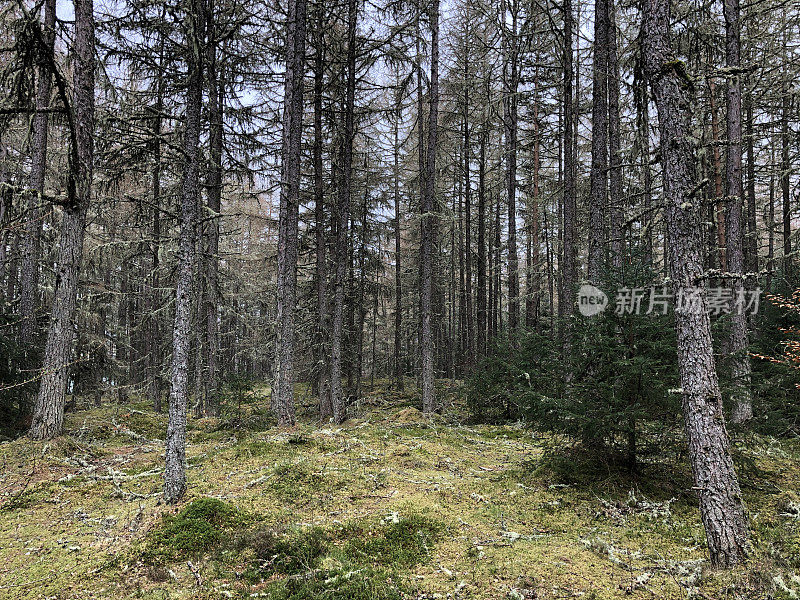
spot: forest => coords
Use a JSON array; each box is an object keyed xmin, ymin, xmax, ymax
[{"xmin": 0, "ymin": 0, "xmax": 799, "ymax": 596}]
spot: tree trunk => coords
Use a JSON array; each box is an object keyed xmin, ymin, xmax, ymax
[
  {"xmin": 477, "ymin": 113, "xmax": 487, "ymax": 359},
  {"xmin": 724, "ymin": 0, "xmax": 752, "ymax": 424},
  {"xmin": 420, "ymin": 0, "xmax": 439, "ymax": 413},
  {"xmin": 502, "ymin": 0, "xmax": 519, "ymax": 342},
  {"xmin": 19, "ymin": 0, "xmax": 56, "ymax": 347},
  {"xmin": 272, "ymin": 0, "xmax": 307, "ymax": 427},
  {"xmin": 642, "ymin": 0, "xmax": 749, "ymax": 566},
  {"xmin": 559, "ymin": 0, "xmax": 576, "ymax": 323},
  {"xmin": 588, "ymin": 0, "xmax": 608, "ymax": 284},
  {"xmin": 330, "ymin": 0, "xmax": 356, "ymax": 424},
  {"xmin": 608, "ymin": 0, "xmax": 623, "ymax": 272},
  {"xmin": 314, "ymin": 8, "xmax": 332, "ymax": 416},
  {"xmin": 204, "ymin": 0, "xmax": 223, "ymax": 417},
  {"xmin": 29, "ymin": 0, "xmax": 94, "ymax": 441},
  {"xmin": 164, "ymin": 0, "xmax": 203, "ymax": 503},
  {"xmin": 393, "ymin": 103, "xmax": 404, "ymax": 391}
]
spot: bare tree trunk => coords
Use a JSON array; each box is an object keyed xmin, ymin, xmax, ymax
[
  {"xmin": 477, "ymin": 113, "xmax": 487, "ymax": 359},
  {"xmin": 588, "ymin": 0, "xmax": 608, "ymax": 284},
  {"xmin": 164, "ymin": 0, "xmax": 203, "ymax": 503},
  {"xmin": 420, "ymin": 0, "xmax": 439, "ymax": 413},
  {"xmin": 29, "ymin": 0, "xmax": 94, "ymax": 441},
  {"xmin": 527, "ymin": 78, "xmax": 541, "ymax": 328},
  {"xmin": 204, "ymin": 1, "xmax": 223, "ymax": 417},
  {"xmin": 393, "ymin": 102, "xmax": 404, "ymax": 391},
  {"xmin": 642, "ymin": 0, "xmax": 749, "ymax": 566},
  {"xmin": 559, "ymin": 0, "xmax": 576, "ymax": 319},
  {"xmin": 273, "ymin": 0, "xmax": 306, "ymax": 427},
  {"xmin": 314, "ymin": 8, "xmax": 332, "ymax": 415},
  {"xmin": 502, "ymin": 0, "xmax": 519, "ymax": 342},
  {"xmin": 724, "ymin": 0, "xmax": 752, "ymax": 424},
  {"xmin": 780, "ymin": 78, "xmax": 791, "ymax": 268},
  {"xmin": 744, "ymin": 93, "xmax": 757, "ymax": 276},
  {"xmin": 463, "ymin": 61, "xmax": 474, "ymax": 365},
  {"xmin": 19, "ymin": 0, "xmax": 56, "ymax": 347},
  {"xmin": 709, "ymin": 79, "xmax": 727, "ymax": 271},
  {"xmin": 330, "ymin": 0, "xmax": 356, "ymax": 424},
  {"xmin": 608, "ymin": 0, "xmax": 623, "ymax": 272}
]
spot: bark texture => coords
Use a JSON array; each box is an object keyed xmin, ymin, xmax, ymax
[
  {"xmin": 29, "ymin": 0, "xmax": 94, "ymax": 441},
  {"xmin": 642, "ymin": 0, "xmax": 749, "ymax": 567},
  {"xmin": 273, "ymin": 0, "xmax": 307, "ymax": 427},
  {"xmin": 164, "ymin": 2, "xmax": 203, "ymax": 502}
]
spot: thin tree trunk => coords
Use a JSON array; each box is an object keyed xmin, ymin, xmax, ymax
[
  {"xmin": 477, "ymin": 113, "xmax": 487, "ymax": 359},
  {"xmin": 19, "ymin": 0, "xmax": 56, "ymax": 347},
  {"xmin": 642, "ymin": 0, "xmax": 749, "ymax": 566},
  {"xmin": 420, "ymin": 0, "xmax": 439, "ymax": 413},
  {"xmin": 502, "ymin": 0, "xmax": 519, "ymax": 342},
  {"xmin": 164, "ymin": 0, "xmax": 203, "ymax": 502},
  {"xmin": 272, "ymin": 0, "xmax": 307, "ymax": 427},
  {"xmin": 29, "ymin": 0, "xmax": 94, "ymax": 441},
  {"xmin": 204, "ymin": 1, "xmax": 223, "ymax": 417},
  {"xmin": 559, "ymin": 0, "xmax": 576, "ymax": 323},
  {"xmin": 393, "ymin": 102, "xmax": 404, "ymax": 391},
  {"xmin": 724, "ymin": 0, "xmax": 752, "ymax": 424},
  {"xmin": 314, "ymin": 8, "xmax": 331, "ymax": 416},
  {"xmin": 709, "ymin": 79, "xmax": 727, "ymax": 270},
  {"xmin": 330, "ymin": 0, "xmax": 356, "ymax": 424},
  {"xmin": 588, "ymin": 0, "xmax": 608, "ymax": 284},
  {"xmin": 608, "ymin": 0, "xmax": 623, "ymax": 272}
]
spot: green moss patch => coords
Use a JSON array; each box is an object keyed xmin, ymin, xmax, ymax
[{"xmin": 142, "ymin": 497, "xmax": 247, "ymax": 564}]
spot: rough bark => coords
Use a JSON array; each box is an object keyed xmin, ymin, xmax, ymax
[
  {"xmin": 420, "ymin": 0, "xmax": 439, "ymax": 413},
  {"xmin": 393, "ymin": 103, "xmax": 404, "ymax": 391},
  {"xmin": 607, "ymin": 0, "xmax": 623, "ymax": 271},
  {"xmin": 724, "ymin": 0, "xmax": 752, "ymax": 424},
  {"xmin": 502, "ymin": 0, "xmax": 519, "ymax": 341},
  {"xmin": 273, "ymin": 0, "xmax": 307, "ymax": 427},
  {"xmin": 314, "ymin": 9, "xmax": 332, "ymax": 415},
  {"xmin": 204, "ymin": 0, "xmax": 223, "ymax": 417},
  {"xmin": 588, "ymin": 0, "xmax": 608, "ymax": 284},
  {"xmin": 642, "ymin": 0, "xmax": 749, "ymax": 567},
  {"xmin": 559, "ymin": 0, "xmax": 576, "ymax": 322},
  {"xmin": 19, "ymin": 0, "xmax": 56, "ymax": 347},
  {"xmin": 330, "ymin": 0, "xmax": 356, "ymax": 424},
  {"xmin": 28, "ymin": 0, "xmax": 94, "ymax": 441},
  {"xmin": 164, "ymin": 1, "xmax": 203, "ymax": 503}
]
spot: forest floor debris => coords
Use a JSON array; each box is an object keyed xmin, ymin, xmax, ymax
[{"xmin": 1, "ymin": 381, "xmax": 799, "ymax": 599}]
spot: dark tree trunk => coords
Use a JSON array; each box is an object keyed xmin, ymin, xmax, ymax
[
  {"xmin": 642, "ymin": 0, "xmax": 749, "ymax": 567},
  {"xmin": 502, "ymin": 0, "xmax": 519, "ymax": 342},
  {"xmin": 477, "ymin": 114, "xmax": 487, "ymax": 359},
  {"xmin": 164, "ymin": 0, "xmax": 203, "ymax": 503},
  {"xmin": 204, "ymin": 1, "xmax": 223, "ymax": 417},
  {"xmin": 19, "ymin": 0, "xmax": 56, "ymax": 347},
  {"xmin": 559, "ymin": 0, "xmax": 576, "ymax": 323},
  {"xmin": 29, "ymin": 0, "xmax": 94, "ymax": 441},
  {"xmin": 588, "ymin": 0, "xmax": 608, "ymax": 284},
  {"xmin": 420, "ymin": 0, "xmax": 439, "ymax": 413},
  {"xmin": 314, "ymin": 7, "xmax": 332, "ymax": 416},
  {"xmin": 724, "ymin": 0, "xmax": 752, "ymax": 424},
  {"xmin": 273, "ymin": 0, "xmax": 307, "ymax": 427},
  {"xmin": 331, "ymin": 0, "xmax": 356, "ymax": 424},
  {"xmin": 393, "ymin": 103, "xmax": 404, "ymax": 391},
  {"xmin": 608, "ymin": 0, "xmax": 623, "ymax": 272}
]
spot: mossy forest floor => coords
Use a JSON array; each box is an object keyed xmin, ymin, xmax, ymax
[{"xmin": 2, "ymin": 382, "xmax": 800, "ymax": 599}]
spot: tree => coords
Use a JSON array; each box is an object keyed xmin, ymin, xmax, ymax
[
  {"xmin": 724, "ymin": 0, "xmax": 752, "ymax": 424},
  {"xmin": 642, "ymin": 0, "xmax": 749, "ymax": 566},
  {"xmin": 18, "ymin": 0, "xmax": 56, "ymax": 348},
  {"xmin": 29, "ymin": 0, "xmax": 95, "ymax": 440},
  {"xmin": 420, "ymin": 0, "xmax": 439, "ymax": 413},
  {"xmin": 273, "ymin": 0, "xmax": 308, "ymax": 427},
  {"xmin": 164, "ymin": 0, "xmax": 204, "ymax": 502}
]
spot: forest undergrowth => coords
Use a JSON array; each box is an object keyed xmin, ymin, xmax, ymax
[{"xmin": 1, "ymin": 382, "xmax": 800, "ymax": 599}]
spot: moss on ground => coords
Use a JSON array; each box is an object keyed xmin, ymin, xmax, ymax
[{"xmin": 0, "ymin": 381, "xmax": 799, "ymax": 599}]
